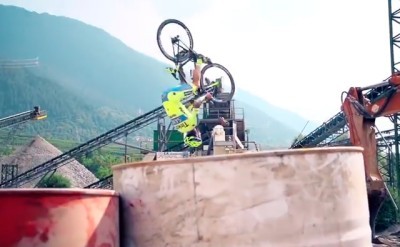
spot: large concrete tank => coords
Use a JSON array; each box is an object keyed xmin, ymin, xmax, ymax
[
  {"xmin": 113, "ymin": 147, "xmax": 372, "ymax": 247},
  {"xmin": 0, "ymin": 188, "xmax": 119, "ymax": 247}
]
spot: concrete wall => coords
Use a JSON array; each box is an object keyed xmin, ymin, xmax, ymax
[{"xmin": 113, "ymin": 147, "xmax": 372, "ymax": 247}]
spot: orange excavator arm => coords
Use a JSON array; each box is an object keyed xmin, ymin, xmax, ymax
[{"xmin": 341, "ymin": 73, "xmax": 400, "ymax": 241}]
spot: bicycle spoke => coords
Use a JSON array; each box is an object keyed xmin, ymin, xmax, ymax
[{"xmin": 157, "ymin": 19, "xmax": 193, "ymax": 63}]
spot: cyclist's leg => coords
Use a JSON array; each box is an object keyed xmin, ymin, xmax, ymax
[
  {"xmin": 192, "ymin": 62, "xmax": 201, "ymax": 89},
  {"xmin": 191, "ymin": 54, "xmax": 211, "ymax": 90},
  {"xmin": 191, "ymin": 56, "xmax": 209, "ymax": 93}
]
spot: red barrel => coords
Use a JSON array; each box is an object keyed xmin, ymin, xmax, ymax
[{"xmin": 0, "ymin": 188, "xmax": 119, "ymax": 247}]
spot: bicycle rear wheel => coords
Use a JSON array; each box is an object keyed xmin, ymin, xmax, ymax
[
  {"xmin": 157, "ymin": 19, "xmax": 194, "ymax": 63},
  {"xmin": 200, "ymin": 63, "xmax": 235, "ymax": 102}
]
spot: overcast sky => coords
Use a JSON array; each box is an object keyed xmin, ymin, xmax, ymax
[{"xmin": 0, "ymin": 0, "xmax": 396, "ymax": 128}]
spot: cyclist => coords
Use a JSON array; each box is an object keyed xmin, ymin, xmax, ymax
[{"xmin": 162, "ymin": 54, "xmax": 213, "ymax": 148}]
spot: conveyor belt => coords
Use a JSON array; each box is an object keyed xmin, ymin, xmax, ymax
[
  {"xmin": 290, "ymin": 81, "xmax": 395, "ymax": 148},
  {"xmin": 0, "ymin": 107, "xmax": 47, "ymax": 129},
  {"xmin": 323, "ymin": 129, "xmax": 397, "ymax": 147},
  {"xmin": 85, "ymin": 134, "xmax": 213, "ymax": 189},
  {"xmin": 0, "ymin": 105, "xmax": 166, "ymax": 188},
  {"xmin": 0, "ymin": 87, "xmax": 218, "ymax": 188}
]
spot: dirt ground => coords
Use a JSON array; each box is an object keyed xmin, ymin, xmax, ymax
[{"xmin": 373, "ymin": 225, "xmax": 400, "ymax": 247}]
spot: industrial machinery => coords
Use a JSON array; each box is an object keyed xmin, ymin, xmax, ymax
[
  {"xmin": 290, "ymin": 1, "xmax": 400, "ymax": 241},
  {"xmin": 338, "ymin": 73, "xmax": 400, "ymax": 241},
  {"xmin": 0, "ymin": 18, "xmax": 247, "ymax": 190},
  {"xmin": 0, "ymin": 88, "xmax": 233, "ymax": 188},
  {"xmin": 0, "ymin": 106, "xmax": 47, "ymax": 129},
  {"xmin": 85, "ymin": 99, "xmax": 249, "ymax": 190},
  {"xmin": 291, "ymin": 74, "xmax": 399, "ymax": 242}
]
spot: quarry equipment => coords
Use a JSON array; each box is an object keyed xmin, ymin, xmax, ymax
[
  {"xmin": 292, "ymin": 74, "xmax": 400, "ymax": 242},
  {"xmin": 340, "ymin": 73, "xmax": 400, "ymax": 241},
  {"xmin": 0, "ymin": 106, "xmax": 47, "ymax": 129},
  {"xmin": 0, "ymin": 81, "xmax": 224, "ymax": 189},
  {"xmin": 0, "ymin": 19, "xmax": 245, "ymax": 190},
  {"xmin": 291, "ymin": 1, "xmax": 400, "ymax": 242}
]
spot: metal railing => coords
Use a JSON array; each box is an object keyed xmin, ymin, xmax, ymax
[{"xmin": 200, "ymin": 107, "xmax": 244, "ymax": 120}]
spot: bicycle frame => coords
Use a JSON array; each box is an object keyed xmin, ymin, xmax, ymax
[
  {"xmin": 168, "ymin": 35, "xmax": 224, "ymax": 103},
  {"xmin": 180, "ymin": 81, "xmax": 221, "ymax": 105},
  {"xmin": 170, "ymin": 35, "xmax": 199, "ymax": 84}
]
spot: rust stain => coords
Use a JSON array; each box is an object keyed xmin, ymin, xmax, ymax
[
  {"xmin": 39, "ymin": 226, "xmax": 50, "ymax": 242},
  {"xmin": 130, "ymin": 198, "xmax": 145, "ymax": 208},
  {"xmin": 84, "ymin": 202, "xmax": 97, "ymax": 247},
  {"xmin": 99, "ymin": 243, "xmax": 112, "ymax": 247},
  {"xmin": 0, "ymin": 190, "xmax": 118, "ymax": 247},
  {"xmin": 0, "ymin": 196, "xmax": 50, "ymax": 246}
]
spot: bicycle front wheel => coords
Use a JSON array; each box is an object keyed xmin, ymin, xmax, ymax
[
  {"xmin": 156, "ymin": 19, "xmax": 194, "ymax": 63},
  {"xmin": 200, "ymin": 63, "xmax": 236, "ymax": 102}
]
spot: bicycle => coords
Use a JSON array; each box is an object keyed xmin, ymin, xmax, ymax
[{"xmin": 156, "ymin": 19, "xmax": 236, "ymax": 103}]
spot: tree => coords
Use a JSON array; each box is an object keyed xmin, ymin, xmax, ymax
[
  {"xmin": 37, "ymin": 174, "xmax": 71, "ymax": 188},
  {"xmin": 375, "ymin": 187, "xmax": 398, "ymax": 232},
  {"xmin": 375, "ymin": 151, "xmax": 398, "ymax": 231},
  {"xmin": 78, "ymin": 150, "xmax": 123, "ymax": 179}
]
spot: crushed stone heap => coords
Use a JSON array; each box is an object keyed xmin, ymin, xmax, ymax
[{"xmin": 0, "ymin": 135, "xmax": 98, "ymax": 188}]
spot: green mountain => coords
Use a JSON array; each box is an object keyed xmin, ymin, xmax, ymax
[
  {"xmin": 0, "ymin": 68, "xmax": 136, "ymax": 141},
  {"xmin": 0, "ymin": 4, "xmax": 174, "ymax": 112},
  {"xmin": 0, "ymin": 4, "xmax": 319, "ymax": 147}
]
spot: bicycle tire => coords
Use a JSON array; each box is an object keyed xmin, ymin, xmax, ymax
[
  {"xmin": 200, "ymin": 63, "xmax": 236, "ymax": 102},
  {"xmin": 156, "ymin": 19, "xmax": 194, "ymax": 63}
]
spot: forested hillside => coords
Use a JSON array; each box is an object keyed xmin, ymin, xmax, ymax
[
  {"xmin": 0, "ymin": 4, "xmax": 174, "ymax": 112},
  {"xmin": 0, "ymin": 68, "xmax": 146, "ymax": 141}
]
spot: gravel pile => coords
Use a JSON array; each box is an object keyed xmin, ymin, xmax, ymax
[{"xmin": 0, "ymin": 135, "xmax": 98, "ymax": 187}]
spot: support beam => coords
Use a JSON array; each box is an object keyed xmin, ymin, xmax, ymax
[{"xmin": 388, "ymin": 0, "xmax": 400, "ymax": 197}]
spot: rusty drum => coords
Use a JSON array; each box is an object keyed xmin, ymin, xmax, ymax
[
  {"xmin": 113, "ymin": 147, "xmax": 372, "ymax": 247},
  {"xmin": 0, "ymin": 188, "xmax": 119, "ymax": 247}
]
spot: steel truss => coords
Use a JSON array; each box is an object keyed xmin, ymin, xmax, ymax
[
  {"xmin": 290, "ymin": 81, "xmax": 397, "ymax": 149},
  {"xmin": 0, "ymin": 106, "xmax": 167, "ymax": 188},
  {"xmin": 321, "ymin": 129, "xmax": 398, "ymax": 187},
  {"xmin": 0, "ymin": 164, "xmax": 18, "ymax": 183},
  {"xmin": 384, "ymin": 0, "xmax": 400, "ymax": 191}
]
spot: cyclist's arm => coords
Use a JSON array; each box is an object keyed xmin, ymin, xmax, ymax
[{"xmin": 188, "ymin": 103, "xmax": 200, "ymax": 115}]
